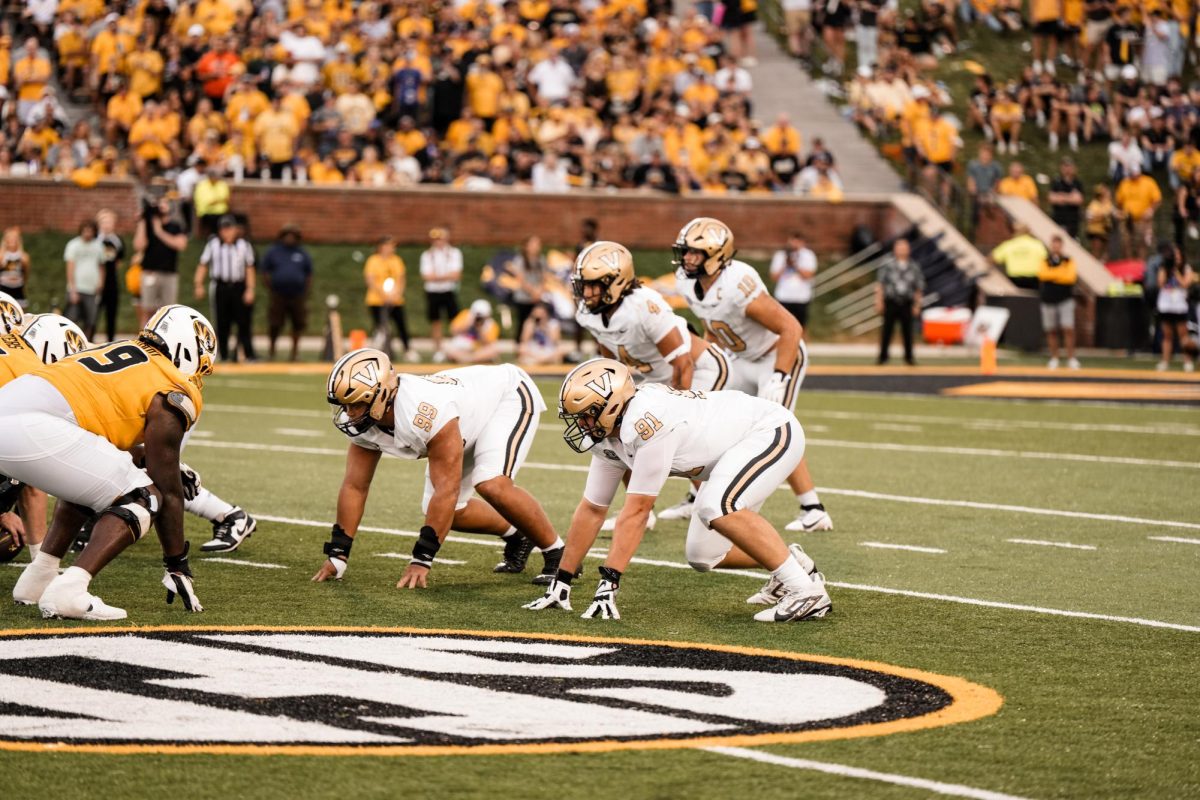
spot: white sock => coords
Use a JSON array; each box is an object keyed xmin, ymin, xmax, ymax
[
  {"xmin": 185, "ymin": 488, "xmax": 236, "ymax": 522},
  {"xmin": 32, "ymin": 550, "xmax": 61, "ymax": 571},
  {"xmin": 27, "ymin": 541, "xmax": 40, "ymax": 560},
  {"xmin": 539, "ymin": 536, "xmax": 565, "ymax": 552},
  {"xmin": 797, "ymin": 490, "xmax": 820, "ymax": 508},
  {"xmin": 500, "ymin": 526, "xmax": 518, "ymax": 539},
  {"xmin": 771, "ymin": 556, "xmax": 814, "ymax": 592},
  {"xmin": 58, "ymin": 565, "xmax": 93, "ymax": 589}
]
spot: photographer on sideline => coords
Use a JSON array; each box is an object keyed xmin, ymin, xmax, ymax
[
  {"xmin": 769, "ymin": 232, "xmax": 817, "ymax": 333},
  {"xmin": 133, "ymin": 193, "xmax": 187, "ymax": 326}
]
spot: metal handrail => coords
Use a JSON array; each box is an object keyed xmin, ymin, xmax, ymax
[
  {"xmin": 813, "ymin": 242, "xmax": 884, "ymax": 290},
  {"xmin": 825, "ymin": 282, "xmax": 879, "ymax": 313},
  {"xmin": 814, "ymin": 259, "xmax": 883, "ymax": 299}
]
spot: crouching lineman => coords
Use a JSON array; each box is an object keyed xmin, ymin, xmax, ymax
[
  {"xmin": 572, "ymin": 241, "xmax": 731, "ymax": 532},
  {"xmin": 671, "ymin": 217, "xmax": 833, "ymax": 532},
  {"xmin": 526, "ymin": 359, "xmax": 831, "ymax": 622},
  {"xmin": 0, "ymin": 299, "xmax": 90, "ymax": 560},
  {"xmin": 316, "ymin": 349, "xmax": 565, "ymax": 587},
  {"xmin": 6, "ymin": 305, "xmax": 217, "ymax": 620}
]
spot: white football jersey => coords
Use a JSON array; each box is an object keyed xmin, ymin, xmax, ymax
[
  {"xmin": 576, "ymin": 285, "xmax": 687, "ymax": 384},
  {"xmin": 350, "ymin": 364, "xmax": 532, "ymax": 460},
  {"xmin": 676, "ymin": 259, "xmax": 778, "ymax": 362},
  {"xmin": 591, "ymin": 384, "xmax": 794, "ymax": 490}
]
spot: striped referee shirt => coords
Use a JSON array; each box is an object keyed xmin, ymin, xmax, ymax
[{"xmin": 200, "ymin": 238, "xmax": 255, "ymax": 283}]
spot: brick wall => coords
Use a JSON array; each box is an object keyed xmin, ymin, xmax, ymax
[{"xmin": 0, "ymin": 177, "xmax": 901, "ymax": 254}]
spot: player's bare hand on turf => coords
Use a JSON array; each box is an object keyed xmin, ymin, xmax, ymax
[
  {"xmin": 311, "ymin": 558, "xmax": 346, "ymax": 582},
  {"xmin": 0, "ymin": 511, "xmax": 25, "ymax": 546},
  {"xmin": 396, "ymin": 563, "xmax": 429, "ymax": 589}
]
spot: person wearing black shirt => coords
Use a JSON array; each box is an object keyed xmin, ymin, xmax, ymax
[
  {"xmin": 1140, "ymin": 115, "xmax": 1174, "ymax": 174},
  {"xmin": 132, "ymin": 194, "xmax": 187, "ymax": 326},
  {"xmin": 95, "ymin": 209, "xmax": 124, "ymax": 343},
  {"xmin": 1103, "ymin": 7, "xmax": 1140, "ymax": 81},
  {"xmin": 1049, "ymin": 158, "xmax": 1085, "ymax": 239},
  {"xmin": 855, "ymin": 0, "xmax": 881, "ymax": 68}
]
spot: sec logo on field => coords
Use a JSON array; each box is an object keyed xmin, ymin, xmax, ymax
[{"xmin": 0, "ymin": 627, "xmax": 1001, "ymax": 756}]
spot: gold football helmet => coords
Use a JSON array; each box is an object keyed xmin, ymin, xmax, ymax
[
  {"xmin": 559, "ymin": 358, "xmax": 636, "ymax": 453},
  {"xmin": 0, "ymin": 291, "xmax": 24, "ymax": 335},
  {"xmin": 327, "ymin": 347, "xmax": 399, "ymax": 436},
  {"xmin": 573, "ymin": 241, "xmax": 636, "ymax": 312},
  {"xmin": 672, "ymin": 217, "xmax": 735, "ymax": 277}
]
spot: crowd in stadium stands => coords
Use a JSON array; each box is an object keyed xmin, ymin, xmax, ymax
[
  {"xmin": 0, "ymin": 0, "xmax": 845, "ymax": 197},
  {"xmin": 837, "ymin": 0, "xmax": 1197, "ymax": 255}
]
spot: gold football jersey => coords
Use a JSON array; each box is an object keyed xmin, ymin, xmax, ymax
[
  {"xmin": 0, "ymin": 331, "xmax": 44, "ymax": 387},
  {"xmin": 34, "ymin": 339, "xmax": 203, "ymax": 451}
]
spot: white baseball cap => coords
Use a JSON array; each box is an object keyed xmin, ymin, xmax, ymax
[{"xmin": 470, "ymin": 299, "xmax": 492, "ymax": 317}]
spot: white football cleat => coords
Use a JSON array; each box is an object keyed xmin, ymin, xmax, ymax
[
  {"xmin": 657, "ymin": 496, "xmax": 695, "ymax": 521},
  {"xmin": 752, "ymin": 573, "xmax": 831, "ymax": 622},
  {"xmin": 784, "ymin": 505, "xmax": 833, "ymax": 532},
  {"xmin": 12, "ymin": 560, "xmax": 59, "ymax": 606},
  {"xmin": 746, "ymin": 544, "xmax": 817, "ymax": 605},
  {"xmin": 201, "ymin": 507, "xmax": 257, "ymax": 553},
  {"xmin": 39, "ymin": 580, "xmax": 127, "ymax": 621},
  {"xmin": 599, "ymin": 509, "xmax": 656, "ymax": 532}
]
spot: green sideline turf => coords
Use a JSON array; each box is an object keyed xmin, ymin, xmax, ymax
[{"xmin": 1, "ymin": 374, "xmax": 1197, "ymax": 799}]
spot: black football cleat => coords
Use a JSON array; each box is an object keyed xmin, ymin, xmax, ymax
[{"xmin": 493, "ymin": 532, "xmax": 535, "ymax": 574}]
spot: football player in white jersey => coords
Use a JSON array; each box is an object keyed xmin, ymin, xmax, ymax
[
  {"xmin": 670, "ymin": 217, "xmax": 833, "ymax": 533},
  {"xmin": 573, "ymin": 241, "xmax": 731, "ymax": 531},
  {"xmin": 315, "ymin": 349, "xmax": 565, "ymax": 587},
  {"xmin": 525, "ymin": 359, "xmax": 831, "ymax": 622}
]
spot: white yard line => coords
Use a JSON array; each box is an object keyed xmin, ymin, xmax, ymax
[
  {"xmin": 807, "ymin": 438, "xmax": 1200, "ymax": 471},
  {"xmin": 251, "ymin": 514, "xmax": 1200, "ymax": 633},
  {"xmin": 207, "ymin": 403, "xmax": 326, "ymax": 418},
  {"xmin": 210, "ymin": 379, "xmax": 314, "ymax": 393},
  {"xmin": 192, "ymin": 440, "xmax": 1200, "ymax": 531},
  {"xmin": 803, "ymin": 408, "xmax": 1200, "ymax": 437},
  {"xmin": 870, "ymin": 423, "xmax": 924, "ymax": 433},
  {"xmin": 1007, "ymin": 539, "xmax": 1097, "ymax": 551},
  {"xmin": 375, "ymin": 553, "xmax": 468, "ymax": 565},
  {"xmin": 1148, "ymin": 536, "xmax": 1200, "ymax": 546},
  {"xmin": 706, "ymin": 747, "xmax": 1031, "ymax": 800},
  {"xmin": 860, "ymin": 542, "xmax": 946, "ymax": 554},
  {"xmin": 202, "ymin": 557, "xmax": 288, "ymax": 569},
  {"xmin": 272, "ymin": 428, "xmax": 325, "ymax": 438}
]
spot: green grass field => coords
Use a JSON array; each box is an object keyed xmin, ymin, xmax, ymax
[{"xmin": 1, "ymin": 370, "xmax": 1197, "ymax": 799}]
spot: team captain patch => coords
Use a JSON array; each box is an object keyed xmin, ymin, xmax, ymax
[{"xmin": 0, "ymin": 627, "xmax": 1001, "ymax": 756}]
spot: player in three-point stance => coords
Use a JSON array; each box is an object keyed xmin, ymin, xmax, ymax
[
  {"xmin": 317, "ymin": 349, "xmax": 565, "ymax": 587},
  {"xmin": 526, "ymin": 359, "xmax": 831, "ymax": 622},
  {"xmin": 5, "ymin": 304, "xmax": 217, "ymax": 620},
  {"xmin": 0, "ymin": 294, "xmax": 90, "ymax": 560},
  {"xmin": 572, "ymin": 240, "xmax": 731, "ymax": 531},
  {"xmin": 670, "ymin": 217, "xmax": 833, "ymax": 533}
]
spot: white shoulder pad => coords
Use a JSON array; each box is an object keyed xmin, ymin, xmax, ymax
[{"xmin": 164, "ymin": 390, "xmax": 198, "ymax": 430}]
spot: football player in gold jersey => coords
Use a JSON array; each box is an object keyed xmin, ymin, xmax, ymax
[
  {"xmin": 0, "ymin": 296, "xmax": 89, "ymax": 560},
  {"xmin": 6, "ymin": 305, "xmax": 217, "ymax": 621}
]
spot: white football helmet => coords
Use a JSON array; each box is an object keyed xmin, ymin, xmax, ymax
[
  {"xmin": 20, "ymin": 314, "xmax": 89, "ymax": 363},
  {"xmin": 142, "ymin": 304, "xmax": 217, "ymax": 380},
  {"xmin": 0, "ymin": 291, "xmax": 24, "ymax": 335}
]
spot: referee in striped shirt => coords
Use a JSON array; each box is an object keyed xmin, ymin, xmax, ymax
[{"xmin": 194, "ymin": 215, "xmax": 258, "ymax": 362}]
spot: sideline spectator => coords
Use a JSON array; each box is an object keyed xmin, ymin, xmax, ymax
[
  {"xmin": 784, "ymin": 0, "xmax": 815, "ymax": 60},
  {"xmin": 95, "ymin": 209, "xmax": 124, "ymax": 343},
  {"xmin": 364, "ymin": 236, "xmax": 415, "ymax": 362},
  {"xmin": 991, "ymin": 224, "xmax": 1048, "ymax": 290},
  {"xmin": 261, "ymin": 223, "xmax": 312, "ymax": 362},
  {"xmin": 194, "ymin": 216, "xmax": 257, "ymax": 363},
  {"xmin": 0, "ymin": 228, "xmax": 31, "ymax": 308},
  {"xmin": 194, "ymin": 166, "xmax": 231, "ymax": 240},
  {"xmin": 1115, "ymin": 164, "xmax": 1162, "ymax": 260},
  {"xmin": 134, "ymin": 193, "xmax": 187, "ymax": 325},
  {"xmin": 1174, "ymin": 167, "xmax": 1200, "ymax": 254},
  {"xmin": 518, "ymin": 303, "xmax": 562, "ymax": 366},
  {"xmin": 1048, "ymin": 158, "xmax": 1085, "ymax": 239},
  {"xmin": 875, "ymin": 238, "xmax": 924, "ymax": 366},
  {"xmin": 1038, "ymin": 235, "xmax": 1080, "ymax": 369},
  {"xmin": 1085, "ymin": 184, "xmax": 1117, "ymax": 260},
  {"xmin": 419, "ymin": 227, "xmax": 463, "ymax": 364},
  {"xmin": 63, "ymin": 220, "xmax": 105, "ymax": 340},
  {"xmin": 966, "ymin": 143, "xmax": 1003, "ymax": 218},
  {"xmin": 445, "ymin": 299, "xmax": 501, "ymax": 364},
  {"xmin": 769, "ymin": 232, "xmax": 818, "ymax": 331},
  {"xmin": 510, "ymin": 235, "xmax": 547, "ymax": 341},
  {"xmin": 1155, "ymin": 254, "xmax": 1196, "ymax": 371}
]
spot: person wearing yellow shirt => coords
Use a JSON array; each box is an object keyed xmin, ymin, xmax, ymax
[
  {"xmin": 363, "ymin": 236, "xmax": 416, "ymax": 361},
  {"xmin": 761, "ymin": 113, "xmax": 802, "ymax": 156},
  {"xmin": 644, "ymin": 52, "xmax": 684, "ymax": 95},
  {"xmin": 1115, "ymin": 165, "xmax": 1162, "ymax": 259},
  {"xmin": 996, "ymin": 161, "xmax": 1038, "ymax": 202},
  {"xmin": 918, "ymin": 108, "xmax": 959, "ymax": 170},
  {"xmin": 322, "ymin": 45, "xmax": 358, "ymax": 95},
  {"xmin": 128, "ymin": 102, "xmax": 176, "ymax": 177},
  {"xmin": 681, "ymin": 74, "xmax": 719, "ymax": 114},
  {"xmin": 990, "ymin": 224, "xmax": 1047, "ymax": 289},
  {"xmin": 490, "ymin": 6, "xmax": 529, "ymax": 45},
  {"xmin": 56, "ymin": 19, "xmax": 88, "ymax": 98},
  {"xmin": 393, "ymin": 116, "xmax": 428, "ymax": 156},
  {"xmin": 1037, "ymin": 235, "xmax": 1079, "ymax": 369},
  {"xmin": 465, "ymin": 57, "xmax": 503, "ymax": 122},
  {"xmin": 899, "ymin": 87, "xmax": 932, "ymax": 168},
  {"xmin": 193, "ymin": 167, "xmax": 231, "ymax": 239},
  {"xmin": 1030, "ymin": 0, "xmax": 1061, "ymax": 73},
  {"xmin": 196, "ymin": 0, "xmax": 237, "ymax": 35},
  {"xmin": 225, "ymin": 79, "xmax": 270, "ymax": 136},
  {"xmin": 605, "ymin": 56, "xmax": 641, "ymax": 107},
  {"xmin": 186, "ymin": 98, "xmax": 227, "ymax": 147},
  {"xmin": 444, "ymin": 300, "xmax": 501, "ymax": 364},
  {"xmin": 13, "ymin": 38, "xmax": 52, "ymax": 122},
  {"xmin": 17, "ymin": 116, "xmax": 60, "ymax": 161},
  {"xmin": 988, "ymin": 90, "xmax": 1024, "ymax": 155},
  {"xmin": 1170, "ymin": 142, "xmax": 1200, "ymax": 190},
  {"xmin": 104, "ymin": 81, "xmax": 145, "ymax": 144},
  {"xmin": 253, "ymin": 97, "xmax": 301, "ymax": 179},
  {"xmin": 89, "ymin": 17, "xmax": 133, "ymax": 100},
  {"xmin": 308, "ymin": 154, "xmax": 345, "ymax": 184},
  {"xmin": 355, "ymin": 45, "xmax": 390, "ymax": 88},
  {"xmin": 352, "ymin": 145, "xmax": 389, "ymax": 186},
  {"xmin": 125, "ymin": 38, "xmax": 164, "ymax": 99}
]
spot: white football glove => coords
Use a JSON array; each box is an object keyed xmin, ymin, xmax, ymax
[
  {"xmin": 762, "ymin": 370, "xmax": 790, "ymax": 405},
  {"xmin": 523, "ymin": 578, "xmax": 573, "ymax": 611},
  {"xmin": 581, "ymin": 578, "xmax": 620, "ymax": 620},
  {"xmin": 179, "ymin": 462, "xmax": 202, "ymax": 501},
  {"xmin": 163, "ymin": 543, "xmax": 203, "ymax": 612}
]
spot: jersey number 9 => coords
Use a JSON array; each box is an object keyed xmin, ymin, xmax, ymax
[
  {"xmin": 78, "ymin": 343, "xmax": 150, "ymax": 374},
  {"xmin": 413, "ymin": 402, "xmax": 438, "ymax": 432}
]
